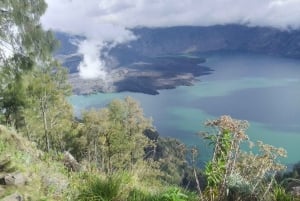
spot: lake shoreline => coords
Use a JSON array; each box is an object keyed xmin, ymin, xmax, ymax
[
  {"xmin": 69, "ymin": 52, "xmax": 300, "ymax": 166},
  {"xmin": 68, "ymin": 56, "xmax": 212, "ymax": 95}
]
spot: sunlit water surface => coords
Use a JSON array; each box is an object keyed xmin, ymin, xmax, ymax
[{"xmin": 70, "ymin": 52, "xmax": 300, "ymax": 166}]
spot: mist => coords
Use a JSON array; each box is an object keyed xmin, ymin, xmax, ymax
[{"xmin": 42, "ymin": 0, "xmax": 300, "ymax": 79}]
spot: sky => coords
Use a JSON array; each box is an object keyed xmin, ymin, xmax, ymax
[{"xmin": 41, "ymin": 0, "xmax": 300, "ymax": 79}]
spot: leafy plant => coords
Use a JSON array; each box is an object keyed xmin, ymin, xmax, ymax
[
  {"xmin": 0, "ymin": 140, "xmax": 7, "ymax": 153},
  {"xmin": 201, "ymin": 116, "xmax": 287, "ymax": 201},
  {"xmin": 162, "ymin": 187, "xmax": 188, "ymax": 201},
  {"xmin": 75, "ymin": 175, "xmax": 122, "ymax": 201},
  {"xmin": 272, "ymin": 184, "xmax": 294, "ymax": 201},
  {"xmin": 127, "ymin": 189, "xmax": 160, "ymax": 201}
]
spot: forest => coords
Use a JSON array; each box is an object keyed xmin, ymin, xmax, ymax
[{"xmin": 0, "ymin": 1, "xmax": 300, "ymax": 200}]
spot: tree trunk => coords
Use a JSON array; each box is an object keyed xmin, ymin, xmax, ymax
[
  {"xmin": 94, "ymin": 139, "xmax": 98, "ymax": 166},
  {"xmin": 41, "ymin": 101, "xmax": 50, "ymax": 152}
]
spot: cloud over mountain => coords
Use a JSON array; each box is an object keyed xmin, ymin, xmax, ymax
[{"xmin": 42, "ymin": 0, "xmax": 300, "ymax": 79}]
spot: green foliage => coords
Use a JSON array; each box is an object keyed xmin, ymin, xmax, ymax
[
  {"xmin": 72, "ymin": 172, "xmax": 197, "ymax": 201},
  {"xmin": 75, "ymin": 175, "xmax": 123, "ymax": 201},
  {"xmin": 0, "ymin": 1, "xmax": 298, "ymax": 200},
  {"xmin": 272, "ymin": 184, "xmax": 294, "ymax": 201},
  {"xmin": 127, "ymin": 189, "xmax": 161, "ymax": 201},
  {"xmin": 0, "ymin": 0, "xmax": 71, "ymax": 154},
  {"xmin": 204, "ymin": 161, "xmax": 224, "ymax": 187},
  {"xmin": 0, "ymin": 125, "xmax": 69, "ymax": 201},
  {"xmin": 201, "ymin": 115, "xmax": 287, "ymax": 201},
  {"xmin": 127, "ymin": 188, "xmax": 198, "ymax": 201},
  {"xmin": 154, "ymin": 137, "xmax": 189, "ymax": 185},
  {"xmin": 71, "ymin": 97, "xmax": 153, "ymax": 173},
  {"xmin": 128, "ymin": 187, "xmax": 196, "ymax": 201},
  {"xmin": 0, "ymin": 0, "xmax": 52, "ymax": 59},
  {"xmin": 0, "ymin": 1, "xmax": 208, "ymax": 200},
  {"xmin": 0, "ymin": 0, "xmax": 56, "ymax": 128},
  {"xmin": 0, "ymin": 60, "xmax": 30, "ymax": 127},
  {"xmin": 162, "ymin": 187, "xmax": 189, "ymax": 201},
  {"xmin": 22, "ymin": 64, "xmax": 73, "ymax": 152}
]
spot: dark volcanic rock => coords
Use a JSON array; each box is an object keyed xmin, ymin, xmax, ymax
[
  {"xmin": 56, "ymin": 25, "xmax": 300, "ymax": 95},
  {"xmin": 68, "ymin": 55, "xmax": 211, "ymax": 95},
  {"xmin": 115, "ymin": 76, "xmax": 160, "ymax": 95},
  {"xmin": 113, "ymin": 56, "xmax": 211, "ymax": 94}
]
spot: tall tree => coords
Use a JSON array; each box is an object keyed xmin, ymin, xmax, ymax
[
  {"xmin": 0, "ymin": 0, "xmax": 57, "ymax": 127},
  {"xmin": 120, "ymin": 97, "xmax": 152, "ymax": 168},
  {"xmin": 77, "ymin": 97, "xmax": 153, "ymax": 173},
  {"xmin": 23, "ymin": 63, "xmax": 73, "ymax": 152},
  {"xmin": 0, "ymin": 0, "xmax": 50, "ymax": 60}
]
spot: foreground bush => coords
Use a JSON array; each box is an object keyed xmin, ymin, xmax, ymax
[
  {"xmin": 73, "ymin": 172, "xmax": 198, "ymax": 201},
  {"xmin": 201, "ymin": 115, "xmax": 287, "ymax": 201},
  {"xmin": 74, "ymin": 174, "xmax": 122, "ymax": 201}
]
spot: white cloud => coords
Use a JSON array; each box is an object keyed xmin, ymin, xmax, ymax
[
  {"xmin": 41, "ymin": 0, "xmax": 300, "ymax": 79},
  {"xmin": 77, "ymin": 40, "xmax": 107, "ymax": 80}
]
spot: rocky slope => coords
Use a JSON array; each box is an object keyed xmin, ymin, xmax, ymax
[{"xmin": 0, "ymin": 126, "xmax": 68, "ymax": 200}]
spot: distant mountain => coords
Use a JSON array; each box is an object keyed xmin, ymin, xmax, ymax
[
  {"xmin": 54, "ymin": 32, "xmax": 83, "ymax": 74},
  {"xmin": 111, "ymin": 25, "xmax": 300, "ymax": 62},
  {"xmin": 55, "ymin": 25, "xmax": 300, "ymax": 94}
]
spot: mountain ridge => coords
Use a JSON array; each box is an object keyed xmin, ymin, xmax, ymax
[
  {"xmin": 111, "ymin": 25, "xmax": 300, "ymax": 60},
  {"xmin": 55, "ymin": 25, "xmax": 300, "ymax": 95}
]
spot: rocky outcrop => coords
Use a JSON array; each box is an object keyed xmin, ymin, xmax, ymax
[
  {"xmin": 0, "ymin": 173, "xmax": 27, "ymax": 186},
  {"xmin": 0, "ymin": 125, "xmax": 70, "ymax": 200},
  {"xmin": 41, "ymin": 173, "xmax": 69, "ymax": 197},
  {"xmin": 0, "ymin": 173, "xmax": 26, "ymax": 200},
  {"xmin": 1, "ymin": 193, "xmax": 23, "ymax": 201},
  {"xmin": 63, "ymin": 151, "xmax": 80, "ymax": 171},
  {"xmin": 291, "ymin": 186, "xmax": 300, "ymax": 197}
]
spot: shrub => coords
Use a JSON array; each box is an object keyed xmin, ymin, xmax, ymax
[
  {"xmin": 128, "ymin": 187, "xmax": 197, "ymax": 201},
  {"xmin": 272, "ymin": 184, "xmax": 294, "ymax": 201},
  {"xmin": 127, "ymin": 189, "xmax": 160, "ymax": 201},
  {"xmin": 202, "ymin": 115, "xmax": 287, "ymax": 201},
  {"xmin": 75, "ymin": 175, "xmax": 122, "ymax": 201}
]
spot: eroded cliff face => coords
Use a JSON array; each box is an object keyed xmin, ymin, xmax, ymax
[{"xmin": 56, "ymin": 25, "xmax": 300, "ymax": 95}]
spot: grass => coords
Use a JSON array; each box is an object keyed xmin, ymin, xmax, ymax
[
  {"xmin": 0, "ymin": 125, "xmax": 68, "ymax": 200},
  {"xmin": 75, "ymin": 174, "xmax": 122, "ymax": 201},
  {"xmin": 72, "ymin": 171, "xmax": 198, "ymax": 201}
]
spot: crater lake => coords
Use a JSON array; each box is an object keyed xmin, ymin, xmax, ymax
[{"xmin": 69, "ymin": 52, "xmax": 300, "ymax": 167}]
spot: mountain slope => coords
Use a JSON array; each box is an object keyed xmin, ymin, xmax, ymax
[
  {"xmin": 0, "ymin": 126, "xmax": 68, "ymax": 200},
  {"xmin": 111, "ymin": 25, "xmax": 300, "ymax": 61}
]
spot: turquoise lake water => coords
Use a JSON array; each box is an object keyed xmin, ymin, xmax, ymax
[{"xmin": 69, "ymin": 52, "xmax": 300, "ymax": 166}]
